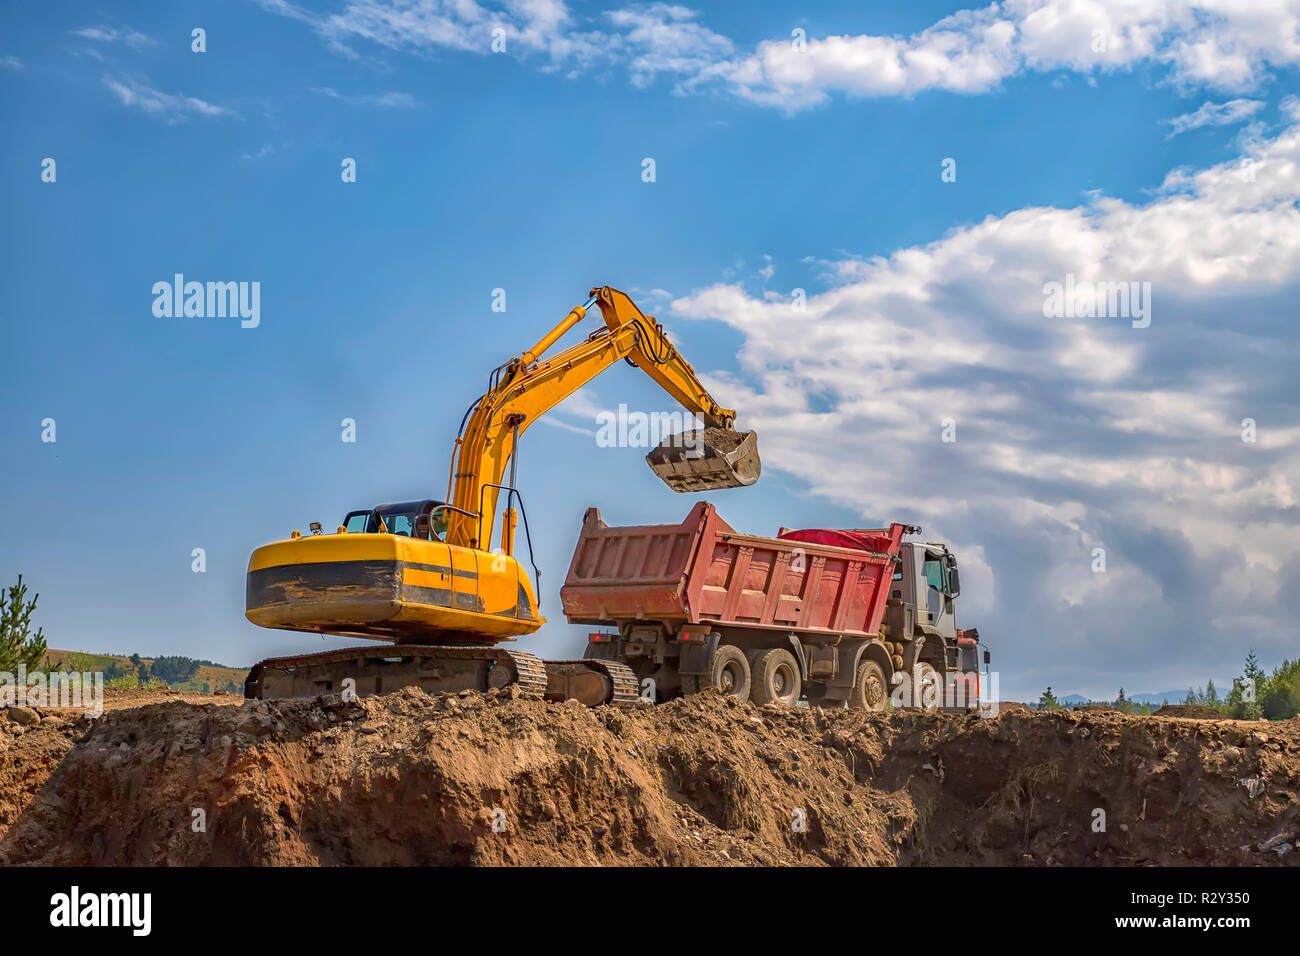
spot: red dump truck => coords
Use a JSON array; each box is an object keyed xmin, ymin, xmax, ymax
[{"xmin": 563, "ymin": 502, "xmax": 989, "ymax": 710}]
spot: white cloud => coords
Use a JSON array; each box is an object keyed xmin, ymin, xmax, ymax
[
  {"xmin": 715, "ymin": 1, "xmax": 1300, "ymax": 110},
  {"xmin": 1164, "ymin": 97, "xmax": 1264, "ymax": 137},
  {"xmin": 669, "ymin": 116, "xmax": 1300, "ymax": 695},
  {"xmin": 241, "ymin": 142, "xmax": 279, "ymax": 161},
  {"xmin": 606, "ymin": 4, "xmax": 733, "ymax": 88},
  {"xmin": 257, "ymin": 0, "xmax": 609, "ymax": 65},
  {"xmin": 536, "ymin": 386, "xmax": 609, "ymax": 436},
  {"xmin": 710, "ymin": 6, "xmax": 1020, "ymax": 108},
  {"xmin": 258, "ymin": 1, "xmax": 1300, "ymax": 111},
  {"xmin": 311, "ymin": 86, "xmax": 420, "ymax": 107},
  {"xmin": 73, "ymin": 26, "xmax": 157, "ymax": 50},
  {"xmin": 0, "ymin": 54, "xmax": 23, "ymax": 71},
  {"xmin": 102, "ymin": 75, "xmax": 240, "ymax": 123}
]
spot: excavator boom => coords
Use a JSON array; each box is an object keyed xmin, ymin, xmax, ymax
[{"xmin": 445, "ymin": 285, "xmax": 760, "ymax": 550}]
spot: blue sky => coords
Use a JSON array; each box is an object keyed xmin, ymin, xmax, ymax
[{"xmin": 2, "ymin": 0, "xmax": 1298, "ymax": 700}]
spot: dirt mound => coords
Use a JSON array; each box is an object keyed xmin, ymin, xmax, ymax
[
  {"xmin": 1, "ymin": 689, "xmax": 240, "ymax": 843},
  {"xmin": 993, "ymin": 702, "xmax": 1033, "ymax": 715},
  {"xmin": 1154, "ymin": 704, "xmax": 1225, "ymax": 719},
  {"xmin": 0, "ymin": 710, "xmax": 93, "ymax": 839},
  {"xmin": 2, "ymin": 686, "xmax": 1300, "ymax": 868},
  {"xmin": 2, "ymin": 691, "xmax": 1298, "ymax": 866}
]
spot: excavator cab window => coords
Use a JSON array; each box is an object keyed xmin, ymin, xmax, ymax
[
  {"xmin": 413, "ymin": 511, "xmax": 449, "ymax": 542},
  {"xmin": 341, "ymin": 510, "xmax": 411, "ymax": 535},
  {"xmin": 387, "ymin": 514, "xmax": 414, "ymax": 536},
  {"xmin": 343, "ymin": 501, "xmax": 447, "ymax": 539},
  {"xmin": 343, "ymin": 511, "xmax": 373, "ymax": 533}
]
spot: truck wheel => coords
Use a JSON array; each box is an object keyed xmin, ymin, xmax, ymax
[
  {"xmin": 684, "ymin": 644, "xmax": 750, "ymax": 699},
  {"xmin": 849, "ymin": 660, "xmax": 888, "ymax": 711},
  {"xmin": 913, "ymin": 662, "xmax": 941, "ymax": 712},
  {"xmin": 750, "ymin": 648, "xmax": 801, "ymax": 707}
]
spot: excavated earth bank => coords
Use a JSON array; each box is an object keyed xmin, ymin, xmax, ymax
[{"xmin": 1, "ymin": 689, "xmax": 1297, "ymax": 866}]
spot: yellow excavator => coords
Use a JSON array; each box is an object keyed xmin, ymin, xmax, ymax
[{"xmin": 244, "ymin": 286, "xmax": 760, "ymax": 705}]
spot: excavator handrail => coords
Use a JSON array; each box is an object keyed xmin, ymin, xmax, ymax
[{"xmin": 477, "ymin": 481, "xmax": 543, "ymax": 614}]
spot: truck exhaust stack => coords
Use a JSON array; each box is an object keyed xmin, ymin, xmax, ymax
[{"xmin": 647, "ymin": 428, "xmax": 761, "ymax": 492}]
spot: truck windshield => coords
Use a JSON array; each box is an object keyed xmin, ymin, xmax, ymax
[{"xmin": 923, "ymin": 557, "xmax": 947, "ymax": 593}]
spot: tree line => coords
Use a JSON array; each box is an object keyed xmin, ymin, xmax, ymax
[{"xmin": 1038, "ymin": 649, "xmax": 1300, "ymax": 719}]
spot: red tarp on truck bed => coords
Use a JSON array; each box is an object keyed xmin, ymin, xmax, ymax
[{"xmin": 777, "ymin": 527, "xmax": 901, "ymax": 555}]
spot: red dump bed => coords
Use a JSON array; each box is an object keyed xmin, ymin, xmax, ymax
[{"xmin": 561, "ymin": 502, "xmax": 907, "ymax": 639}]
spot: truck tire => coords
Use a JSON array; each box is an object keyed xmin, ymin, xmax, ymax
[
  {"xmin": 913, "ymin": 662, "xmax": 941, "ymax": 712},
  {"xmin": 848, "ymin": 660, "xmax": 888, "ymax": 711},
  {"xmin": 683, "ymin": 644, "xmax": 750, "ymax": 699},
  {"xmin": 750, "ymin": 648, "xmax": 801, "ymax": 707}
]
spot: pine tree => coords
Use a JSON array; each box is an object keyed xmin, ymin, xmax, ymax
[
  {"xmin": 0, "ymin": 575, "xmax": 48, "ymax": 673},
  {"xmin": 1259, "ymin": 658, "xmax": 1300, "ymax": 720},
  {"xmin": 1037, "ymin": 686, "xmax": 1060, "ymax": 711},
  {"xmin": 1244, "ymin": 650, "xmax": 1264, "ymax": 684},
  {"xmin": 1204, "ymin": 679, "xmax": 1220, "ymax": 708}
]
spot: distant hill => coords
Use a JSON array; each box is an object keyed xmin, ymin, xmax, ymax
[
  {"xmin": 1057, "ymin": 690, "xmax": 1213, "ymax": 707},
  {"xmin": 42, "ymin": 649, "xmax": 247, "ymax": 695}
]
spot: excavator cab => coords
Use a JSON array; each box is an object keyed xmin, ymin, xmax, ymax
[{"xmin": 342, "ymin": 500, "xmax": 449, "ymax": 541}]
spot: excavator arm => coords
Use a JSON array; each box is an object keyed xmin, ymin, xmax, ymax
[{"xmin": 445, "ymin": 286, "xmax": 760, "ymax": 550}]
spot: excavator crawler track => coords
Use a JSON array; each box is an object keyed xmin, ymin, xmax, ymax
[
  {"xmin": 245, "ymin": 644, "xmax": 549, "ymax": 701},
  {"xmin": 583, "ymin": 659, "xmax": 642, "ymax": 705},
  {"xmin": 545, "ymin": 658, "xmax": 641, "ymax": 706},
  {"xmin": 503, "ymin": 650, "xmax": 548, "ymax": 699}
]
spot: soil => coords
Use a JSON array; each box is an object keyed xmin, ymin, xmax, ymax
[
  {"xmin": 0, "ymin": 689, "xmax": 239, "ymax": 839},
  {"xmin": 1, "ymin": 689, "xmax": 1297, "ymax": 866},
  {"xmin": 1153, "ymin": 704, "xmax": 1227, "ymax": 719}
]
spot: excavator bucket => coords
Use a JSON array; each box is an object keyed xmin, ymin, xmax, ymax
[{"xmin": 647, "ymin": 428, "xmax": 761, "ymax": 492}]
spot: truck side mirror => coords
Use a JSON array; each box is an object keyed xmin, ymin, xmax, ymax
[
  {"xmin": 948, "ymin": 567, "xmax": 960, "ymax": 596},
  {"xmin": 983, "ymin": 650, "xmax": 990, "ymax": 665}
]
